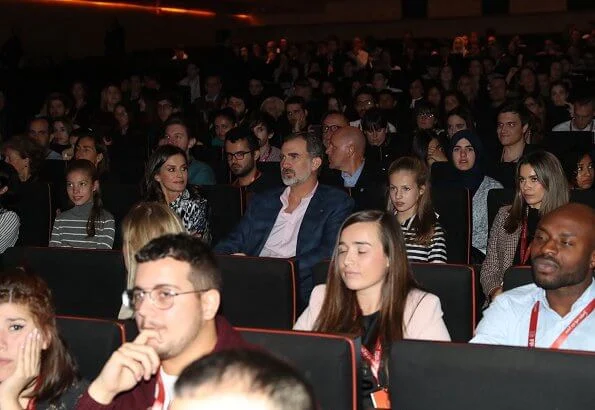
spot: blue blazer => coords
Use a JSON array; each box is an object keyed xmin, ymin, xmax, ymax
[{"xmin": 214, "ymin": 184, "xmax": 354, "ymax": 300}]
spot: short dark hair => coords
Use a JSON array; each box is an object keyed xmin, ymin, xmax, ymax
[
  {"xmin": 249, "ymin": 112, "xmax": 275, "ymax": 135},
  {"xmin": 1, "ymin": 135, "xmax": 46, "ymax": 179},
  {"xmin": 361, "ymin": 108, "xmax": 388, "ymax": 132},
  {"xmin": 175, "ymin": 349, "xmax": 316, "ymax": 410},
  {"xmin": 156, "ymin": 90, "xmax": 181, "ymax": 108},
  {"xmin": 225, "ymin": 127, "xmax": 259, "ymax": 152},
  {"xmin": 136, "ymin": 233, "xmax": 222, "ymax": 292},
  {"xmin": 164, "ymin": 116, "xmax": 194, "ymax": 139},
  {"xmin": 285, "ymin": 95, "xmax": 307, "ymax": 110},
  {"xmin": 498, "ymin": 101, "xmax": 531, "ymax": 126},
  {"xmin": 27, "ymin": 116, "xmax": 50, "ymax": 131},
  {"xmin": 283, "ymin": 132, "xmax": 324, "ymax": 162},
  {"xmin": 212, "ymin": 108, "xmax": 237, "ymax": 125},
  {"xmin": 354, "ymin": 86, "xmax": 377, "ymax": 102}
]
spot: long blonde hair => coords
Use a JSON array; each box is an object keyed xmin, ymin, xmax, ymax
[{"xmin": 121, "ymin": 201, "xmax": 186, "ymax": 288}]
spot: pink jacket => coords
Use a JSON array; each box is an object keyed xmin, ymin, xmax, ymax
[{"xmin": 294, "ymin": 285, "xmax": 451, "ymax": 341}]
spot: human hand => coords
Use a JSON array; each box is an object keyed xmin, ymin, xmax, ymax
[
  {"xmin": 0, "ymin": 329, "xmax": 42, "ymax": 406},
  {"xmin": 88, "ymin": 330, "xmax": 161, "ymax": 405}
]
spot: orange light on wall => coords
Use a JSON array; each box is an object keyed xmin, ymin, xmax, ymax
[{"xmin": 31, "ymin": 0, "xmax": 219, "ymax": 18}]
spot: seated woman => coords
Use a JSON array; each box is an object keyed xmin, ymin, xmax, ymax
[
  {"xmin": 411, "ymin": 129, "xmax": 448, "ymax": 168},
  {"xmin": 49, "ymin": 117, "xmax": 73, "ymax": 156},
  {"xmin": 0, "ymin": 269, "xmax": 88, "ymax": 409},
  {"xmin": 73, "ymin": 131, "xmax": 114, "ymax": 182},
  {"xmin": 49, "ymin": 159, "xmax": 115, "ymax": 249},
  {"xmin": 119, "ymin": 201, "xmax": 186, "ymax": 319},
  {"xmin": 449, "ymin": 130, "xmax": 503, "ymax": 259},
  {"xmin": 445, "ymin": 106, "xmax": 475, "ymax": 139},
  {"xmin": 562, "ymin": 150, "xmax": 593, "ymax": 190},
  {"xmin": 0, "ymin": 162, "xmax": 19, "ymax": 254},
  {"xmin": 2, "ymin": 135, "xmax": 45, "ymax": 183},
  {"xmin": 387, "ymin": 156, "xmax": 447, "ymax": 263},
  {"xmin": 143, "ymin": 145, "xmax": 211, "ymax": 243},
  {"xmin": 294, "ymin": 210, "xmax": 450, "ymax": 408},
  {"xmin": 481, "ymin": 150, "xmax": 569, "ymax": 303}
]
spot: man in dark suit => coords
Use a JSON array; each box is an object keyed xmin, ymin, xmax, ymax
[
  {"xmin": 323, "ymin": 126, "xmax": 386, "ymax": 211},
  {"xmin": 214, "ymin": 132, "xmax": 354, "ymax": 306}
]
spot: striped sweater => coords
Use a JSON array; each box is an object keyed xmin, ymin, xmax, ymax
[
  {"xmin": 0, "ymin": 208, "xmax": 19, "ymax": 253},
  {"xmin": 400, "ymin": 215, "xmax": 448, "ymax": 263},
  {"xmin": 49, "ymin": 202, "xmax": 115, "ymax": 249}
]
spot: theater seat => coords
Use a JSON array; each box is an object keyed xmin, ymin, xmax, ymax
[
  {"xmin": 503, "ymin": 265, "xmax": 534, "ymax": 291},
  {"xmin": 390, "ymin": 340, "xmax": 595, "ymax": 410},
  {"xmin": 431, "ymin": 186, "xmax": 471, "ymax": 264},
  {"xmin": 239, "ymin": 328, "xmax": 358, "ymax": 410},
  {"xmin": 13, "ymin": 182, "xmax": 53, "ymax": 247},
  {"xmin": 57, "ymin": 316, "xmax": 125, "ymax": 380},
  {"xmin": 2, "ymin": 247, "xmax": 126, "ymax": 318},
  {"xmin": 216, "ymin": 255, "xmax": 297, "ymax": 329},
  {"xmin": 101, "ymin": 183, "xmax": 142, "ymax": 250},
  {"xmin": 200, "ymin": 185, "xmax": 245, "ymax": 245},
  {"xmin": 312, "ymin": 261, "xmax": 476, "ymax": 342}
]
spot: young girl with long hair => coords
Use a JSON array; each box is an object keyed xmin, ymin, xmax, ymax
[
  {"xmin": 294, "ymin": 210, "xmax": 450, "ymax": 408},
  {"xmin": 49, "ymin": 159, "xmax": 115, "ymax": 249},
  {"xmin": 387, "ymin": 157, "xmax": 447, "ymax": 263}
]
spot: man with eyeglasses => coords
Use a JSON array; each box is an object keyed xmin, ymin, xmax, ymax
[
  {"xmin": 349, "ymin": 87, "xmax": 397, "ymax": 133},
  {"xmin": 552, "ymin": 97, "xmax": 595, "ymax": 143},
  {"xmin": 215, "ymin": 132, "xmax": 353, "ymax": 307},
  {"xmin": 321, "ymin": 111, "xmax": 349, "ymax": 147},
  {"xmin": 224, "ymin": 127, "xmax": 281, "ymax": 194},
  {"xmin": 76, "ymin": 234, "xmax": 251, "ymax": 409}
]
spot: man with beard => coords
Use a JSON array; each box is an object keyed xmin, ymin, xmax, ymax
[
  {"xmin": 215, "ymin": 132, "xmax": 353, "ymax": 306},
  {"xmin": 76, "ymin": 234, "xmax": 251, "ymax": 409},
  {"xmin": 224, "ymin": 127, "xmax": 281, "ymax": 194},
  {"xmin": 471, "ymin": 203, "xmax": 595, "ymax": 351}
]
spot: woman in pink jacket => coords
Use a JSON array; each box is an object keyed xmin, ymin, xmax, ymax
[{"xmin": 294, "ymin": 210, "xmax": 450, "ymax": 409}]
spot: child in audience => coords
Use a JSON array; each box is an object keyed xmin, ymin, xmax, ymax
[
  {"xmin": 294, "ymin": 210, "xmax": 450, "ymax": 408},
  {"xmin": 0, "ymin": 162, "xmax": 19, "ymax": 253},
  {"xmin": 118, "ymin": 201, "xmax": 186, "ymax": 319},
  {"xmin": 387, "ymin": 156, "xmax": 447, "ymax": 263},
  {"xmin": 481, "ymin": 150, "xmax": 569, "ymax": 304},
  {"xmin": 143, "ymin": 145, "xmax": 211, "ymax": 243},
  {"xmin": 0, "ymin": 269, "xmax": 88, "ymax": 408},
  {"xmin": 49, "ymin": 159, "xmax": 115, "ymax": 249}
]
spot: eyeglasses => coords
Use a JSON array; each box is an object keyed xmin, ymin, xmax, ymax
[
  {"xmin": 418, "ymin": 112, "xmax": 435, "ymax": 119},
  {"xmin": 322, "ymin": 124, "xmax": 342, "ymax": 134},
  {"xmin": 356, "ymin": 99, "xmax": 374, "ymax": 108},
  {"xmin": 122, "ymin": 286, "xmax": 209, "ymax": 311},
  {"xmin": 225, "ymin": 150, "xmax": 253, "ymax": 161}
]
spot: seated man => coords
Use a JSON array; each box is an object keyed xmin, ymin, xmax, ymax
[
  {"xmin": 471, "ymin": 203, "xmax": 595, "ymax": 351},
  {"xmin": 214, "ymin": 132, "xmax": 354, "ymax": 304},
  {"xmin": 225, "ymin": 127, "xmax": 281, "ymax": 194},
  {"xmin": 249, "ymin": 113, "xmax": 281, "ymax": 162},
  {"xmin": 161, "ymin": 116, "xmax": 215, "ymax": 185},
  {"xmin": 161, "ymin": 116, "xmax": 216, "ymax": 185},
  {"xmin": 171, "ymin": 349, "xmax": 316, "ymax": 410},
  {"xmin": 28, "ymin": 116, "xmax": 62, "ymax": 160},
  {"xmin": 552, "ymin": 97, "xmax": 594, "ymax": 142},
  {"xmin": 323, "ymin": 126, "xmax": 386, "ymax": 211},
  {"xmin": 76, "ymin": 234, "xmax": 250, "ymax": 409}
]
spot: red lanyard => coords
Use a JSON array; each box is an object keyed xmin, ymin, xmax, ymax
[
  {"xmin": 151, "ymin": 371, "xmax": 166, "ymax": 410},
  {"xmin": 528, "ymin": 298, "xmax": 595, "ymax": 349},
  {"xmin": 519, "ymin": 217, "xmax": 530, "ymax": 265},
  {"xmin": 361, "ymin": 339, "xmax": 383, "ymax": 385}
]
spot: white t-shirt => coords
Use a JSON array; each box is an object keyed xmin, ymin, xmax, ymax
[{"xmin": 160, "ymin": 368, "xmax": 178, "ymax": 409}]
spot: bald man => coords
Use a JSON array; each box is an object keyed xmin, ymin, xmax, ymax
[
  {"xmin": 321, "ymin": 112, "xmax": 349, "ymax": 148},
  {"xmin": 322, "ymin": 126, "xmax": 385, "ymax": 211},
  {"xmin": 472, "ymin": 203, "xmax": 595, "ymax": 351}
]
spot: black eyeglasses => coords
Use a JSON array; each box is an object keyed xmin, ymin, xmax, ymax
[{"xmin": 226, "ymin": 150, "xmax": 253, "ymax": 161}]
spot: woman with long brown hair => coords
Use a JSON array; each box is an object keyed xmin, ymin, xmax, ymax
[
  {"xmin": 0, "ymin": 269, "xmax": 87, "ymax": 409},
  {"xmin": 294, "ymin": 210, "xmax": 449, "ymax": 409}
]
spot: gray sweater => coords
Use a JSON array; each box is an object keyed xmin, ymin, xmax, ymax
[
  {"xmin": 49, "ymin": 202, "xmax": 115, "ymax": 249},
  {"xmin": 472, "ymin": 176, "xmax": 504, "ymax": 254}
]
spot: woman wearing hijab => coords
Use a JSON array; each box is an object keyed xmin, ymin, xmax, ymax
[{"xmin": 449, "ymin": 130, "xmax": 503, "ymax": 260}]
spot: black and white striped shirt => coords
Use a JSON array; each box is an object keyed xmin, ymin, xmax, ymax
[
  {"xmin": 400, "ymin": 215, "xmax": 447, "ymax": 263},
  {"xmin": 0, "ymin": 208, "xmax": 19, "ymax": 253},
  {"xmin": 49, "ymin": 202, "xmax": 115, "ymax": 249}
]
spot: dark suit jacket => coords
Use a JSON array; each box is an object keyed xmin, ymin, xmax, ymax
[
  {"xmin": 214, "ymin": 184, "xmax": 354, "ymax": 302},
  {"xmin": 320, "ymin": 161, "xmax": 386, "ymax": 212}
]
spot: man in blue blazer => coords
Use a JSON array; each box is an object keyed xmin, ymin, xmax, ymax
[{"xmin": 214, "ymin": 132, "xmax": 354, "ymax": 306}]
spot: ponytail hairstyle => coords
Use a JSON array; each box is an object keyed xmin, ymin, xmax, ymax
[{"xmin": 66, "ymin": 159, "xmax": 103, "ymax": 237}]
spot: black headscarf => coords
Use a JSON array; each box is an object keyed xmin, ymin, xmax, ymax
[{"xmin": 449, "ymin": 129, "xmax": 486, "ymax": 195}]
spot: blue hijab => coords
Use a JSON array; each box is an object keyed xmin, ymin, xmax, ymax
[{"xmin": 449, "ymin": 129, "xmax": 485, "ymax": 195}]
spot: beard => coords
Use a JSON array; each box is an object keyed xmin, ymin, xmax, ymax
[
  {"xmin": 231, "ymin": 162, "xmax": 254, "ymax": 178},
  {"xmin": 532, "ymin": 255, "xmax": 591, "ymax": 290},
  {"xmin": 281, "ymin": 168, "xmax": 310, "ymax": 186}
]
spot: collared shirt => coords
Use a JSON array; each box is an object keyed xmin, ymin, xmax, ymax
[
  {"xmin": 341, "ymin": 160, "xmax": 365, "ymax": 188},
  {"xmin": 471, "ymin": 280, "xmax": 595, "ymax": 351},
  {"xmin": 179, "ymin": 76, "xmax": 201, "ymax": 102},
  {"xmin": 350, "ymin": 119, "xmax": 397, "ymax": 133},
  {"xmin": 552, "ymin": 119, "xmax": 595, "ymax": 143},
  {"xmin": 259, "ymin": 184, "xmax": 318, "ymax": 258}
]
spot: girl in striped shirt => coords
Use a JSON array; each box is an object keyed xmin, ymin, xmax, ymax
[
  {"xmin": 387, "ymin": 156, "xmax": 447, "ymax": 263},
  {"xmin": 49, "ymin": 159, "xmax": 115, "ymax": 249}
]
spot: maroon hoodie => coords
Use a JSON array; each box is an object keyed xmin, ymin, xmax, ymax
[{"xmin": 76, "ymin": 316, "xmax": 250, "ymax": 409}]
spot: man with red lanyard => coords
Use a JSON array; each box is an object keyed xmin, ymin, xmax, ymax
[
  {"xmin": 76, "ymin": 234, "xmax": 252, "ymax": 409},
  {"xmin": 472, "ymin": 203, "xmax": 595, "ymax": 351}
]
